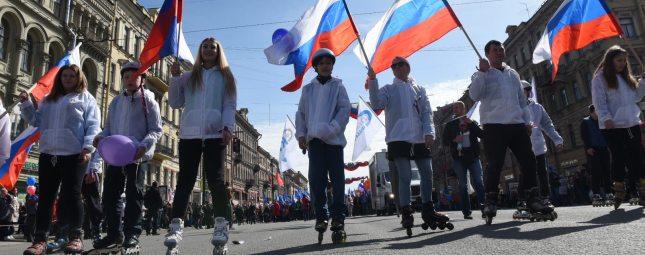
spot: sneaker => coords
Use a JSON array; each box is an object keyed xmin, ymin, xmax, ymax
[
  {"xmin": 164, "ymin": 218, "xmax": 184, "ymax": 248},
  {"xmin": 211, "ymin": 217, "xmax": 229, "ymax": 246},
  {"xmin": 46, "ymin": 237, "xmax": 68, "ymax": 253},
  {"xmin": 24, "ymin": 241, "xmax": 47, "ymax": 255},
  {"xmin": 64, "ymin": 238, "xmax": 83, "ymax": 253}
]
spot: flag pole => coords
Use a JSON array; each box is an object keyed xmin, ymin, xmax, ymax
[
  {"xmin": 341, "ymin": 0, "xmax": 372, "ymax": 69},
  {"xmin": 358, "ymin": 95, "xmax": 385, "ymax": 127},
  {"xmin": 286, "ymin": 115, "xmax": 296, "ymax": 128},
  {"xmin": 442, "ymin": 0, "xmax": 482, "ymax": 59}
]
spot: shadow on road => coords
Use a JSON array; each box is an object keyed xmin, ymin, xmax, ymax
[
  {"xmin": 582, "ymin": 207, "xmax": 643, "ymax": 225},
  {"xmin": 250, "ymin": 234, "xmax": 411, "ymax": 255}
]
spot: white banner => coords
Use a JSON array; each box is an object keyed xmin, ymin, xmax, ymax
[
  {"xmin": 352, "ymin": 99, "xmax": 384, "ymax": 161},
  {"xmin": 279, "ymin": 118, "xmax": 303, "ymax": 172}
]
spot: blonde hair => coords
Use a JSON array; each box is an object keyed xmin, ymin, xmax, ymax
[{"xmin": 189, "ymin": 38, "xmax": 236, "ymax": 96}]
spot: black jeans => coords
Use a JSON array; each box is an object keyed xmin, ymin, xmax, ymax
[
  {"xmin": 34, "ymin": 154, "xmax": 86, "ymax": 242},
  {"xmin": 102, "ymin": 163, "xmax": 146, "ymax": 238},
  {"xmin": 482, "ymin": 124, "xmax": 538, "ymax": 195},
  {"xmin": 307, "ymin": 139, "xmax": 345, "ymax": 221},
  {"xmin": 587, "ymin": 147, "xmax": 611, "ymax": 194},
  {"xmin": 145, "ymin": 209, "xmax": 160, "ymax": 233},
  {"xmin": 82, "ymin": 176, "xmax": 103, "ymax": 237},
  {"xmin": 602, "ymin": 125, "xmax": 644, "ymax": 182},
  {"xmin": 172, "ymin": 139, "xmax": 228, "ymax": 219},
  {"xmin": 535, "ymin": 154, "xmax": 550, "ymax": 197}
]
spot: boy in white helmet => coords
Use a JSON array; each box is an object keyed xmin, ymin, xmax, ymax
[
  {"xmin": 518, "ymin": 80, "xmax": 563, "ymax": 218},
  {"xmin": 296, "ymin": 48, "xmax": 350, "ymax": 244},
  {"xmin": 92, "ymin": 61, "xmax": 162, "ymax": 250}
]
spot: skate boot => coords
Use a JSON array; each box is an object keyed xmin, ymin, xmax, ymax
[
  {"xmin": 639, "ymin": 179, "xmax": 645, "ymax": 207},
  {"xmin": 92, "ymin": 234, "xmax": 123, "ymax": 249},
  {"xmin": 591, "ymin": 194, "xmax": 603, "ymax": 207},
  {"xmin": 512, "ymin": 200, "xmax": 530, "ymax": 220},
  {"xmin": 400, "ymin": 205, "xmax": 414, "ymax": 237},
  {"xmin": 604, "ymin": 194, "xmax": 615, "ymax": 207},
  {"xmin": 314, "ymin": 218, "xmax": 328, "ymax": 244},
  {"xmin": 526, "ymin": 188, "xmax": 557, "ymax": 221},
  {"xmin": 23, "ymin": 241, "xmax": 47, "ymax": 255},
  {"xmin": 330, "ymin": 219, "xmax": 347, "ymax": 244},
  {"xmin": 123, "ymin": 235, "xmax": 141, "ymax": 254},
  {"xmin": 64, "ymin": 237, "xmax": 84, "ymax": 254},
  {"xmin": 421, "ymin": 202, "xmax": 453, "ymax": 231},
  {"xmin": 211, "ymin": 217, "xmax": 229, "ymax": 255},
  {"xmin": 46, "ymin": 236, "xmax": 68, "ymax": 253},
  {"xmin": 482, "ymin": 192, "xmax": 498, "ymax": 225},
  {"xmin": 613, "ymin": 182, "xmax": 626, "ymax": 210},
  {"xmin": 164, "ymin": 218, "xmax": 184, "ymax": 255}
]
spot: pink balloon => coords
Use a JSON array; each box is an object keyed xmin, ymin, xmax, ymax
[
  {"xmin": 27, "ymin": 185, "xmax": 36, "ymax": 196},
  {"xmin": 97, "ymin": 135, "xmax": 137, "ymax": 167}
]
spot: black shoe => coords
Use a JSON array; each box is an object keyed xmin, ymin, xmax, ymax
[
  {"xmin": 152, "ymin": 230, "xmax": 159, "ymax": 235},
  {"xmin": 93, "ymin": 235, "xmax": 123, "ymax": 249},
  {"xmin": 123, "ymin": 236, "xmax": 139, "ymax": 249},
  {"xmin": 463, "ymin": 214, "xmax": 473, "ymax": 219}
]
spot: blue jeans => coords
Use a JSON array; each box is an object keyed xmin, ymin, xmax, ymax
[
  {"xmin": 394, "ymin": 157, "xmax": 433, "ymax": 206},
  {"xmin": 453, "ymin": 158, "xmax": 485, "ymax": 216},
  {"xmin": 307, "ymin": 139, "xmax": 345, "ymax": 221}
]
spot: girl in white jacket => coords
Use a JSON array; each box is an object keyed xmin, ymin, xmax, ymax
[
  {"xmin": 20, "ymin": 64, "xmax": 101, "ymax": 255},
  {"xmin": 591, "ymin": 45, "xmax": 645, "ymax": 209},
  {"xmin": 165, "ymin": 37, "xmax": 237, "ymax": 253}
]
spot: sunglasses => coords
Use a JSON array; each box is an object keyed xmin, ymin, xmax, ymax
[{"xmin": 391, "ymin": 62, "xmax": 408, "ymax": 69}]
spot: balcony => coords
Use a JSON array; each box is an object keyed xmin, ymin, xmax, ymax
[{"xmin": 154, "ymin": 144, "xmax": 174, "ymax": 160}]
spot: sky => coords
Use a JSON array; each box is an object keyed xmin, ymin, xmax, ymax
[{"xmin": 138, "ymin": 0, "xmax": 546, "ymax": 191}]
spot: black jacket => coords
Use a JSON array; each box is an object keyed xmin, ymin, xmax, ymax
[
  {"xmin": 442, "ymin": 117, "xmax": 483, "ymax": 165},
  {"xmin": 144, "ymin": 186, "xmax": 163, "ymax": 210}
]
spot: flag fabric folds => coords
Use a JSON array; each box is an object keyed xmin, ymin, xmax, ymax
[
  {"xmin": 532, "ymin": 0, "xmax": 621, "ymax": 78},
  {"xmin": 352, "ymin": 99, "xmax": 384, "ymax": 161},
  {"xmin": 264, "ymin": 0, "xmax": 357, "ymax": 92},
  {"xmin": 354, "ymin": 0, "xmax": 460, "ymax": 74},
  {"xmin": 279, "ymin": 118, "xmax": 305, "ymax": 172}
]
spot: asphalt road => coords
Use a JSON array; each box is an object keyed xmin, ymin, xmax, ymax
[{"xmin": 1, "ymin": 205, "xmax": 643, "ymax": 254}]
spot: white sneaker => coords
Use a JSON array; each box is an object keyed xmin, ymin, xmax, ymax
[
  {"xmin": 211, "ymin": 217, "xmax": 229, "ymax": 246},
  {"xmin": 164, "ymin": 218, "xmax": 184, "ymax": 248}
]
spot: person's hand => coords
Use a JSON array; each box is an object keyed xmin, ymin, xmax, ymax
[
  {"xmin": 367, "ymin": 68, "xmax": 376, "ymax": 80},
  {"xmin": 604, "ymin": 120, "xmax": 615, "ymax": 129},
  {"xmin": 298, "ymin": 137, "xmax": 307, "ymax": 151},
  {"xmin": 134, "ymin": 146, "xmax": 146, "ymax": 160},
  {"xmin": 84, "ymin": 171, "xmax": 98, "ymax": 184},
  {"xmin": 526, "ymin": 125, "xmax": 533, "ymax": 136},
  {"xmin": 586, "ymin": 148, "xmax": 595, "ymax": 156},
  {"xmin": 93, "ymin": 136, "xmax": 103, "ymax": 148},
  {"xmin": 453, "ymin": 135, "xmax": 464, "ymax": 143},
  {"xmin": 555, "ymin": 143, "xmax": 564, "ymax": 151},
  {"xmin": 19, "ymin": 92, "xmax": 30, "ymax": 103},
  {"xmin": 478, "ymin": 58, "xmax": 490, "ymax": 72},
  {"xmin": 425, "ymin": 135, "xmax": 435, "ymax": 149},
  {"xmin": 463, "ymin": 117, "xmax": 472, "ymax": 125},
  {"xmin": 80, "ymin": 149, "xmax": 91, "ymax": 164},
  {"xmin": 171, "ymin": 61, "xmax": 182, "ymax": 77},
  {"xmin": 222, "ymin": 128, "xmax": 233, "ymax": 145}
]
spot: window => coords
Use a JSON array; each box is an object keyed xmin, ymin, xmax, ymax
[
  {"xmin": 559, "ymin": 88, "xmax": 569, "ymax": 107},
  {"xmin": 0, "ymin": 19, "xmax": 8, "ymax": 60},
  {"xmin": 21, "ymin": 35, "xmax": 34, "ymax": 73},
  {"xmin": 110, "ymin": 63, "xmax": 117, "ymax": 91},
  {"xmin": 53, "ymin": 0, "xmax": 63, "ymax": 18},
  {"xmin": 573, "ymin": 83, "xmax": 583, "ymax": 100},
  {"xmin": 568, "ymin": 124, "xmax": 576, "ymax": 149},
  {"xmin": 114, "ymin": 20, "xmax": 121, "ymax": 46},
  {"xmin": 619, "ymin": 18, "xmax": 637, "ymax": 38},
  {"xmin": 134, "ymin": 36, "xmax": 141, "ymax": 59},
  {"xmin": 124, "ymin": 27, "xmax": 131, "ymax": 53},
  {"xmin": 550, "ymin": 93, "xmax": 559, "ymax": 111}
]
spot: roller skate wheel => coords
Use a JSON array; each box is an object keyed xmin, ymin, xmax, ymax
[
  {"xmin": 212, "ymin": 246, "xmax": 228, "ymax": 255},
  {"xmin": 438, "ymin": 224, "xmax": 445, "ymax": 230},
  {"xmin": 406, "ymin": 228, "xmax": 412, "ymax": 237},
  {"xmin": 485, "ymin": 217, "xmax": 493, "ymax": 226},
  {"xmin": 429, "ymin": 222, "xmax": 438, "ymax": 230},
  {"xmin": 421, "ymin": 223, "xmax": 429, "ymax": 230},
  {"xmin": 446, "ymin": 223, "xmax": 454, "ymax": 230}
]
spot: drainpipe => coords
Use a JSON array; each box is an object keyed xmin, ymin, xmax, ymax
[{"xmin": 64, "ymin": 0, "xmax": 77, "ymax": 47}]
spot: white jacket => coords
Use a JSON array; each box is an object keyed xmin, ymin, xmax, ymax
[
  {"xmin": 528, "ymin": 100, "xmax": 563, "ymax": 155},
  {"xmin": 169, "ymin": 67, "xmax": 237, "ymax": 139},
  {"xmin": 20, "ymin": 91, "xmax": 101, "ymax": 156},
  {"xmin": 368, "ymin": 77, "xmax": 435, "ymax": 143},
  {"xmin": 591, "ymin": 71, "xmax": 645, "ymax": 129},
  {"xmin": 469, "ymin": 64, "xmax": 531, "ymax": 125},
  {"xmin": 295, "ymin": 77, "xmax": 351, "ymax": 147},
  {"xmin": 0, "ymin": 100, "xmax": 10, "ymax": 167}
]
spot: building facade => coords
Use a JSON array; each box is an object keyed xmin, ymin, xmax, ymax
[{"xmin": 503, "ymin": 0, "xmax": 645, "ymax": 177}]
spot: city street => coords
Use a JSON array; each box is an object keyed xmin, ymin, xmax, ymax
[{"xmin": 1, "ymin": 205, "xmax": 643, "ymax": 254}]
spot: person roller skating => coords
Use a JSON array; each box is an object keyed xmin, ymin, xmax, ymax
[
  {"xmin": 591, "ymin": 194, "xmax": 604, "ymax": 207},
  {"xmin": 295, "ymin": 48, "xmax": 351, "ymax": 245},
  {"xmin": 368, "ymin": 56, "xmax": 439, "ymax": 237},
  {"xmin": 469, "ymin": 40, "xmax": 554, "ymax": 225},
  {"xmin": 421, "ymin": 203, "xmax": 453, "ymax": 231},
  {"xmin": 525, "ymin": 188, "xmax": 557, "ymax": 221},
  {"xmin": 211, "ymin": 217, "xmax": 229, "ymax": 255}
]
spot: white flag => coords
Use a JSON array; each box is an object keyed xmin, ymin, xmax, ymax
[
  {"xmin": 279, "ymin": 118, "xmax": 302, "ymax": 172},
  {"xmin": 466, "ymin": 101, "xmax": 480, "ymax": 124},
  {"xmin": 530, "ymin": 76, "xmax": 538, "ymax": 102},
  {"xmin": 352, "ymin": 99, "xmax": 383, "ymax": 161},
  {"xmin": 177, "ymin": 24, "xmax": 195, "ymax": 64}
]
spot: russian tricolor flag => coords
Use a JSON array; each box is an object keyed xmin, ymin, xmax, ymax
[
  {"xmin": 355, "ymin": 0, "xmax": 460, "ymax": 75},
  {"xmin": 0, "ymin": 44, "xmax": 81, "ymax": 190},
  {"xmin": 138, "ymin": 0, "xmax": 193, "ymax": 75},
  {"xmin": 264, "ymin": 0, "xmax": 357, "ymax": 92},
  {"xmin": 533, "ymin": 0, "xmax": 622, "ymax": 78}
]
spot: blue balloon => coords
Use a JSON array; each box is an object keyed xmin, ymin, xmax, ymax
[
  {"xmin": 27, "ymin": 176, "xmax": 37, "ymax": 186},
  {"xmin": 272, "ymin": 28, "xmax": 289, "ymax": 44}
]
